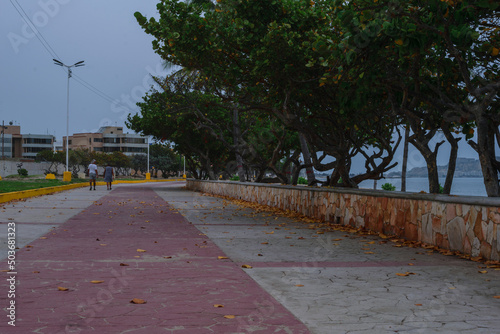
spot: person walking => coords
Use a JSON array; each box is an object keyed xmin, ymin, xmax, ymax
[
  {"xmin": 104, "ymin": 164, "xmax": 114, "ymax": 190},
  {"xmin": 88, "ymin": 159, "xmax": 98, "ymax": 191}
]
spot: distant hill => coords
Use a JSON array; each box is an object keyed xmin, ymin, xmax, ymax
[{"xmin": 386, "ymin": 157, "xmax": 483, "ymax": 178}]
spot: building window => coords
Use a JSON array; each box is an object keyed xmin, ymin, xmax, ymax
[
  {"xmin": 122, "ymin": 147, "xmax": 147, "ymax": 153},
  {"xmin": 122, "ymin": 138, "xmax": 145, "ymax": 144},
  {"xmin": 93, "ymin": 138, "xmax": 103, "ymax": 142},
  {"xmin": 24, "ymin": 138, "xmax": 52, "ymax": 144},
  {"xmin": 24, "ymin": 147, "xmax": 49, "ymax": 153},
  {"xmin": 104, "ymin": 138, "xmax": 120, "ymax": 144}
]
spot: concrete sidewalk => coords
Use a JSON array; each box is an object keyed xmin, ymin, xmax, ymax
[{"xmin": 1, "ymin": 182, "xmax": 500, "ymax": 333}]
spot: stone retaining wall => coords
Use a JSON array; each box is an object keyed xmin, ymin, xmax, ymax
[{"xmin": 187, "ymin": 179, "xmax": 500, "ymax": 261}]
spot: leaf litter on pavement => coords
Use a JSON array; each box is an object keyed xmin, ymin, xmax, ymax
[{"xmin": 199, "ymin": 193, "xmax": 500, "ymax": 271}]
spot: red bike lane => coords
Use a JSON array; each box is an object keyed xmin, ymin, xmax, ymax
[{"xmin": 1, "ymin": 185, "xmax": 310, "ymax": 334}]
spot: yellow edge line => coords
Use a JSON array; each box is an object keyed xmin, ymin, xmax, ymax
[{"xmin": 0, "ymin": 179, "xmax": 185, "ymax": 204}]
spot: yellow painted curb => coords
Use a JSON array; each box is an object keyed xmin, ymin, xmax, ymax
[
  {"xmin": 0, "ymin": 182, "xmax": 89, "ymax": 204},
  {"xmin": 0, "ymin": 179, "xmax": 185, "ymax": 204}
]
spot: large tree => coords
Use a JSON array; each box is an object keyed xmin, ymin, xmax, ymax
[
  {"xmin": 135, "ymin": 0, "xmax": 401, "ymax": 187},
  {"xmin": 324, "ymin": 0, "xmax": 499, "ymax": 195}
]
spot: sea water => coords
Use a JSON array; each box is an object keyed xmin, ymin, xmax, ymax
[{"xmin": 357, "ymin": 177, "xmax": 487, "ymax": 197}]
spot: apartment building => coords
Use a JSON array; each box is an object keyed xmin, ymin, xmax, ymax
[
  {"xmin": 64, "ymin": 126, "xmax": 147, "ymax": 156},
  {"xmin": 0, "ymin": 124, "xmax": 54, "ymax": 159}
]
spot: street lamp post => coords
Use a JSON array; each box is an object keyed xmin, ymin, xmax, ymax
[{"xmin": 53, "ymin": 59, "xmax": 85, "ymax": 176}]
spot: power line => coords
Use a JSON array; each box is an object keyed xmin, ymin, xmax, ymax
[
  {"xmin": 72, "ymin": 74, "xmax": 138, "ymax": 113},
  {"xmin": 8, "ymin": 0, "xmax": 137, "ymax": 115},
  {"xmin": 9, "ymin": 0, "xmax": 60, "ymax": 60}
]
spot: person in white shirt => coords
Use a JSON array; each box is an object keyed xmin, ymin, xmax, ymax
[{"xmin": 88, "ymin": 159, "xmax": 98, "ymax": 190}]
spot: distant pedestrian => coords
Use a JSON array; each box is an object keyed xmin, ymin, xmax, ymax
[
  {"xmin": 104, "ymin": 164, "xmax": 114, "ymax": 190},
  {"xmin": 88, "ymin": 159, "xmax": 98, "ymax": 191}
]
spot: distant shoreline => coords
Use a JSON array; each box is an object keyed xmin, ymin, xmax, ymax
[{"xmin": 382, "ymin": 176, "xmax": 484, "ymax": 179}]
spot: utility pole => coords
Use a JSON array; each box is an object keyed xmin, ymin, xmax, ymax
[
  {"xmin": 1, "ymin": 120, "xmax": 4, "ymax": 160},
  {"xmin": 53, "ymin": 59, "xmax": 85, "ymax": 174}
]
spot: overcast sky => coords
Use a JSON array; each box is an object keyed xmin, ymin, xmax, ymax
[
  {"xmin": 1, "ymin": 0, "xmax": 167, "ymax": 140},
  {"xmin": 0, "ymin": 0, "xmax": 481, "ymax": 172}
]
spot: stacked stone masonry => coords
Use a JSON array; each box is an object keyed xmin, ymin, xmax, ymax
[{"xmin": 187, "ymin": 180, "xmax": 500, "ymax": 261}]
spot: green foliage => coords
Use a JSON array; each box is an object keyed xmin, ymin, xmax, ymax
[
  {"xmin": 133, "ymin": 0, "xmax": 500, "ymax": 194},
  {"xmin": 0, "ymin": 179, "xmax": 87, "ymax": 193},
  {"xmin": 131, "ymin": 154, "xmax": 148, "ymax": 175},
  {"xmin": 381, "ymin": 183, "xmax": 396, "ymax": 191},
  {"xmin": 230, "ymin": 175, "xmax": 240, "ymax": 181},
  {"xmin": 17, "ymin": 168, "xmax": 28, "ymax": 177},
  {"xmin": 297, "ymin": 176, "xmax": 307, "ymax": 185},
  {"xmin": 150, "ymin": 143, "xmax": 181, "ymax": 178}
]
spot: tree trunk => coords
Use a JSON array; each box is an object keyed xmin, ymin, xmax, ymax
[
  {"xmin": 409, "ymin": 137, "xmax": 442, "ymax": 194},
  {"xmin": 299, "ymin": 133, "xmax": 317, "ymax": 186},
  {"xmin": 426, "ymin": 155, "xmax": 440, "ymax": 194},
  {"xmin": 442, "ymin": 125, "xmax": 460, "ymax": 195},
  {"xmin": 475, "ymin": 116, "xmax": 499, "ymax": 197},
  {"xmin": 291, "ymin": 162, "xmax": 301, "ymax": 185},
  {"xmin": 401, "ymin": 125, "xmax": 409, "ymax": 192},
  {"xmin": 232, "ymin": 107, "xmax": 246, "ymax": 182},
  {"xmin": 331, "ymin": 155, "xmax": 357, "ymax": 188}
]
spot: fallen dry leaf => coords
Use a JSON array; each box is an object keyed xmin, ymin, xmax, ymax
[
  {"xmin": 120, "ymin": 263, "xmax": 129, "ymax": 266},
  {"xmin": 58, "ymin": 287, "xmax": 69, "ymax": 291},
  {"xmin": 130, "ymin": 298, "xmax": 146, "ymax": 304},
  {"xmin": 478, "ymin": 270, "xmax": 488, "ymax": 274},
  {"xmin": 90, "ymin": 280, "xmax": 105, "ymax": 284},
  {"xmin": 137, "ymin": 249, "xmax": 147, "ymax": 253},
  {"xmin": 213, "ymin": 304, "xmax": 224, "ymax": 308},
  {"xmin": 295, "ymin": 284, "xmax": 304, "ymax": 287},
  {"xmin": 493, "ymin": 296, "xmax": 500, "ymax": 299},
  {"xmin": 224, "ymin": 315, "xmax": 235, "ymax": 319},
  {"xmin": 241, "ymin": 264, "xmax": 253, "ymax": 269},
  {"xmin": 218, "ymin": 256, "xmax": 229, "ymax": 260}
]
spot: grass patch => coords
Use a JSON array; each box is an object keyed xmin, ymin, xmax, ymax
[{"xmin": 0, "ymin": 178, "xmax": 88, "ymax": 194}]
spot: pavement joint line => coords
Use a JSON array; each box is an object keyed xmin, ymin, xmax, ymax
[
  {"xmin": 236, "ymin": 261, "xmax": 449, "ymax": 268},
  {"xmin": 0, "ymin": 222, "xmax": 60, "ymax": 224}
]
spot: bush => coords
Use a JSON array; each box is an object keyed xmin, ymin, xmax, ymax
[
  {"xmin": 381, "ymin": 182, "xmax": 396, "ymax": 191},
  {"xmin": 230, "ymin": 175, "xmax": 240, "ymax": 181},
  {"xmin": 297, "ymin": 176, "xmax": 308, "ymax": 185},
  {"xmin": 17, "ymin": 168, "xmax": 28, "ymax": 177}
]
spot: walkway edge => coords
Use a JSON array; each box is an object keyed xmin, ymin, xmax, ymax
[{"xmin": 0, "ymin": 178, "xmax": 185, "ymax": 204}]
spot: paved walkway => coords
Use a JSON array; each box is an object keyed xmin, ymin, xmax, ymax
[{"xmin": 1, "ymin": 182, "xmax": 500, "ymax": 333}]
